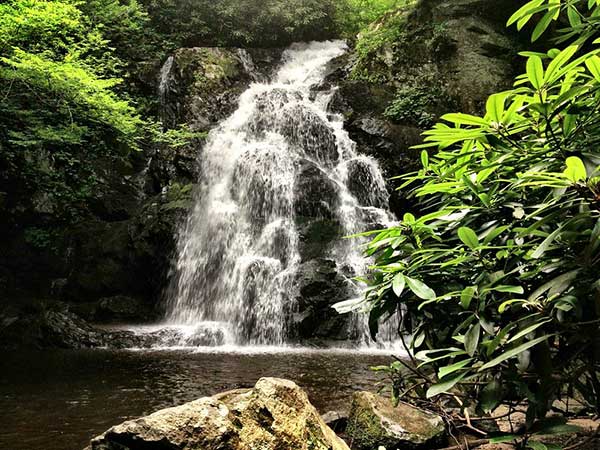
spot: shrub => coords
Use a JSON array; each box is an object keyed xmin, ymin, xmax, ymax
[{"xmin": 339, "ymin": 0, "xmax": 600, "ymax": 443}]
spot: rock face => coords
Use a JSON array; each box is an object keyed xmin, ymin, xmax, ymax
[
  {"xmin": 347, "ymin": 391, "xmax": 446, "ymax": 450},
  {"xmin": 87, "ymin": 377, "xmax": 349, "ymax": 450},
  {"xmin": 328, "ymin": 0, "xmax": 520, "ymax": 215},
  {"xmin": 159, "ymin": 47, "xmax": 280, "ymax": 131}
]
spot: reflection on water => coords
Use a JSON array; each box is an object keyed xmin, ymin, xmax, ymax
[{"xmin": 0, "ymin": 348, "xmax": 391, "ymax": 450}]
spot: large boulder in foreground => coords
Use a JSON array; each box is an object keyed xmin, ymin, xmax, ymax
[
  {"xmin": 347, "ymin": 391, "xmax": 446, "ymax": 450},
  {"xmin": 87, "ymin": 377, "xmax": 349, "ymax": 450}
]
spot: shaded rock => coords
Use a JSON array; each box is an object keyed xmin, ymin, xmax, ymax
[
  {"xmin": 347, "ymin": 391, "xmax": 446, "ymax": 450},
  {"xmin": 96, "ymin": 296, "xmax": 153, "ymax": 323},
  {"xmin": 294, "ymin": 159, "xmax": 340, "ymax": 219},
  {"xmin": 344, "ymin": 156, "xmax": 389, "ymax": 209},
  {"xmin": 321, "ymin": 410, "xmax": 348, "ymax": 433},
  {"xmin": 87, "ymin": 377, "xmax": 349, "ymax": 450},
  {"xmin": 297, "ymin": 218, "xmax": 343, "ymax": 262},
  {"xmin": 329, "ymin": 0, "xmax": 521, "ymax": 217},
  {"xmin": 293, "ymin": 259, "xmax": 355, "ymax": 340}
]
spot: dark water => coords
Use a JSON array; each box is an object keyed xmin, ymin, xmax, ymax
[{"xmin": 0, "ymin": 348, "xmax": 391, "ymax": 450}]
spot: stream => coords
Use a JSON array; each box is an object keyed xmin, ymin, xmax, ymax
[{"xmin": 1, "ymin": 348, "xmax": 391, "ymax": 450}]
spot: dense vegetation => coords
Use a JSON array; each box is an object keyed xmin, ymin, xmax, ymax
[{"xmin": 339, "ymin": 0, "xmax": 600, "ymax": 445}]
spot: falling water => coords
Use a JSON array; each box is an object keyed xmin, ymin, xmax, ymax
[{"xmin": 165, "ymin": 41, "xmax": 397, "ymax": 347}]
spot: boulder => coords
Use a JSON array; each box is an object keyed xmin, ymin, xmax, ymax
[
  {"xmin": 347, "ymin": 391, "xmax": 446, "ymax": 450},
  {"xmin": 87, "ymin": 377, "xmax": 349, "ymax": 450},
  {"xmin": 344, "ymin": 156, "xmax": 389, "ymax": 209},
  {"xmin": 293, "ymin": 259, "xmax": 355, "ymax": 340},
  {"xmin": 294, "ymin": 159, "xmax": 340, "ymax": 219}
]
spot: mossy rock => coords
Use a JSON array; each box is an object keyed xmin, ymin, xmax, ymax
[{"xmin": 347, "ymin": 391, "xmax": 446, "ymax": 450}]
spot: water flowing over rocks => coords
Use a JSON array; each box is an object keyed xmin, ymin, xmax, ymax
[
  {"xmin": 164, "ymin": 41, "xmax": 396, "ymax": 347},
  {"xmin": 347, "ymin": 391, "xmax": 447, "ymax": 450},
  {"xmin": 86, "ymin": 377, "xmax": 350, "ymax": 450}
]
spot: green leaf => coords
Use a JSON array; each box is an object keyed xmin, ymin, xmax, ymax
[
  {"xmin": 527, "ymin": 441, "xmax": 547, "ymax": 450},
  {"xmin": 531, "ymin": 227, "xmax": 562, "ymax": 259},
  {"xmin": 586, "ymin": 55, "xmax": 600, "ymax": 82},
  {"xmin": 479, "ymin": 335, "xmax": 552, "ymax": 371},
  {"xmin": 487, "ymin": 285, "xmax": 525, "ymax": 294},
  {"xmin": 480, "ymin": 380, "xmax": 502, "ymax": 413},
  {"xmin": 507, "ymin": 319, "xmax": 551, "ymax": 344},
  {"xmin": 564, "ymin": 156, "xmax": 587, "ymax": 182},
  {"xmin": 532, "ymin": 9, "xmax": 557, "ymax": 42},
  {"xmin": 507, "ymin": 0, "xmax": 544, "ymax": 26},
  {"xmin": 464, "ymin": 323, "xmax": 481, "ymax": 356},
  {"xmin": 545, "ymin": 45, "xmax": 579, "ymax": 83},
  {"xmin": 426, "ymin": 372, "xmax": 467, "ymax": 398},
  {"xmin": 438, "ymin": 358, "xmax": 473, "ymax": 379},
  {"xmin": 490, "ymin": 435, "xmax": 518, "ymax": 444},
  {"xmin": 567, "ymin": 5, "xmax": 582, "ymax": 27},
  {"xmin": 421, "ymin": 150, "xmax": 429, "ymax": 169},
  {"xmin": 527, "ymin": 55, "xmax": 545, "ymax": 88},
  {"xmin": 406, "ymin": 276, "xmax": 436, "ymax": 300},
  {"xmin": 392, "ymin": 273, "xmax": 406, "ymax": 297},
  {"xmin": 499, "ymin": 299, "xmax": 526, "ymax": 313},
  {"xmin": 533, "ymin": 423, "xmax": 582, "ymax": 435},
  {"xmin": 460, "ymin": 286, "xmax": 476, "ymax": 309},
  {"xmin": 486, "ymin": 92, "xmax": 508, "ymax": 122},
  {"xmin": 458, "ymin": 227, "xmax": 480, "ymax": 250},
  {"xmin": 442, "ymin": 113, "xmax": 489, "ymax": 126}
]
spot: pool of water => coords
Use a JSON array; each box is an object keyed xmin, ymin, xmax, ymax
[{"xmin": 0, "ymin": 347, "xmax": 392, "ymax": 450}]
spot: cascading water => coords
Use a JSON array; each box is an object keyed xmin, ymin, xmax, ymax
[{"xmin": 165, "ymin": 41, "xmax": 398, "ymax": 347}]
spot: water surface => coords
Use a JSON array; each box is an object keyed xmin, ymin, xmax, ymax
[{"xmin": 1, "ymin": 348, "xmax": 391, "ymax": 450}]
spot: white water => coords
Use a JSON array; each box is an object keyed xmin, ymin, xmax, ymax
[{"xmin": 164, "ymin": 41, "xmax": 400, "ymax": 349}]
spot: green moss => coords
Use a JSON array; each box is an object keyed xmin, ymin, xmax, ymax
[{"xmin": 161, "ymin": 182, "xmax": 195, "ymax": 211}]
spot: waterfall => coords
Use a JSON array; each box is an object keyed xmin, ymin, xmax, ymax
[{"xmin": 165, "ymin": 41, "xmax": 396, "ymax": 347}]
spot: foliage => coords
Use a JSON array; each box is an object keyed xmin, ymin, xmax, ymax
[
  {"xmin": 340, "ymin": 0, "xmax": 600, "ymax": 439},
  {"xmin": 383, "ymin": 85, "xmax": 439, "ymax": 128},
  {"xmin": 335, "ymin": 0, "xmax": 408, "ymax": 37},
  {"xmin": 140, "ymin": 0, "xmax": 339, "ymax": 48},
  {"xmin": 0, "ymin": 0, "xmax": 148, "ymax": 222}
]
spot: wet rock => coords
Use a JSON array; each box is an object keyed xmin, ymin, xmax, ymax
[
  {"xmin": 160, "ymin": 47, "xmax": 283, "ymax": 131},
  {"xmin": 347, "ymin": 391, "xmax": 446, "ymax": 450},
  {"xmin": 345, "ymin": 157, "xmax": 389, "ymax": 209},
  {"xmin": 297, "ymin": 218, "xmax": 343, "ymax": 262},
  {"xmin": 87, "ymin": 377, "xmax": 349, "ymax": 450},
  {"xmin": 293, "ymin": 259, "xmax": 355, "ymax": 340},
  {"xmin": 96, "ymin": 296, "xmax": 153, "ymax": 323},
  {"xmin": 232, "ymin": 146, "xmax": 295, "ymax": 228},
  {"xmin": 294, "ymin": 159, "xmax": 340, "ymax": 219},
  {"xmin": 280, "ymin": 105, "xmax": 338, "ymax": 164}
]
